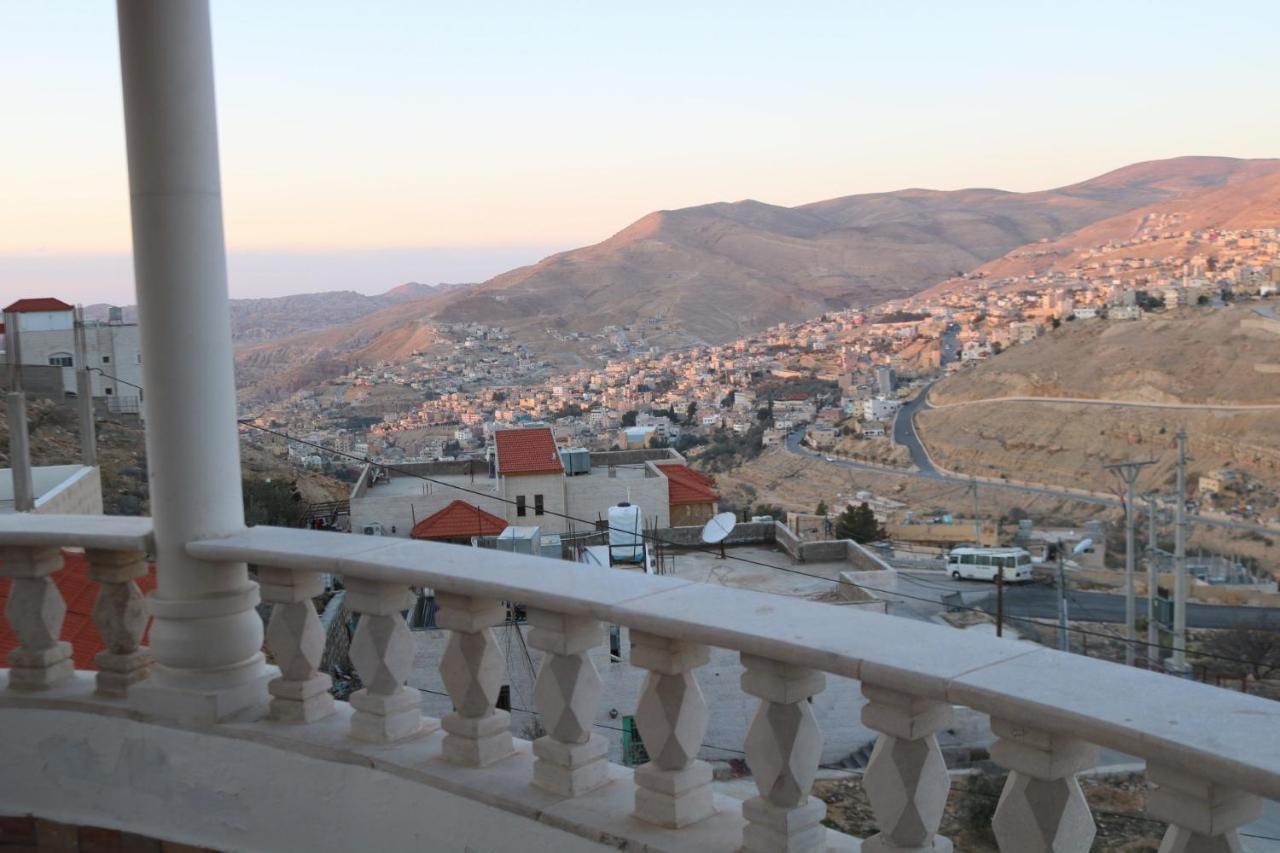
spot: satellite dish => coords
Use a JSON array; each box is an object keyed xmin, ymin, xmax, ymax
[{"xmin": 702, "ymin": 511, "xmax": 737, "ymax": 544}]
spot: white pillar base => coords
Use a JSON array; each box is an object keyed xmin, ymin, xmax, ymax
[
  {"xmin": 129, "ymin": 657, "xmax": 271, "ymax": 725},
  {"xmin": 532, "ymin": 733, "xmax": 609, "ymax": 797}
]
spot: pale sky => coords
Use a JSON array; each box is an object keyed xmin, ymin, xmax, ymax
[{"xmin": 3, "ymin": 1, "xmax": 1278, "ymax": 304}]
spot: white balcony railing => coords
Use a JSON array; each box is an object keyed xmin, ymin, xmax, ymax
[{"xmin": 3, "ymin": 513, "xmax": 1279, "ymax": 852}]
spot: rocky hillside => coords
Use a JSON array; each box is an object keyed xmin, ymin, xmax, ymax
[
  {"xmin": 929, "ymin": 303, "xmax": 1280, "ymax": 406},
  {"xmin": 2, "ymin": 398, "xmax": 349, "ymax": 517}
]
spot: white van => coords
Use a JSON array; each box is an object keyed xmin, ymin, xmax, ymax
[{"xmin": 947, "ymin": 547, "xmax": 1033, "ymax": 583}]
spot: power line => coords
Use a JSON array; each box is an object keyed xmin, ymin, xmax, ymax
[{"xmin": 242, "ymin": 421, "xmax": 1279, "ymax": 672}]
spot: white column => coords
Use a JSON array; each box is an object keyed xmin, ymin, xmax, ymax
[
  {"xmin": 990, "ymin": 719, "xmax": 1097, "ymax": 853},
  {"xmin": 860, "ymin": 683, "xmax": 953, "ymax": 853},
  {"xmin": 526, "ymin": 608, "xmax": 608, "ymax": 796},
  {"xmin": 116, "ymin": 0, "xmax": 268, "ymax": 722},
  {"xmin": 1147, "ymin": 765, "xmax": 1261, "ymax": 853},
  {"xmin": 740, "ymin": 654, "xmax": 827, "ymax": 853},
  {"xmin": 1, "ymin": 547, "xmax": 73, "ymax": 689}
]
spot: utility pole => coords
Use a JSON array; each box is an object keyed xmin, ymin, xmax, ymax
[
  {"xmin": 1104, "ymin": 459, "xmax": 1156, "ymax": 667},
  {"xmin": 3, "ymin": 309, "xmax": 35, "ymax": 512},
  {"xmin": 1144, "ymin": 492, "xmax": 1160, "ymax": 665},
  {"xmin": 73, "ymin": 306, "xmax": 98, "ymax": 466},
  {"xmin": 969, "ymin": 477, "xmax": 981, "ymax": 546},
  {"xmin": 1171, "ymin": 430, "xmax": 1190, "ymax": 676},
  {"xmin": 1057, "ymin": 539, "xmax": 1069, "ymax": 652},
  {"xmin": 995, "ymin": 562, "xmax": 1004, "ymax": 638}
]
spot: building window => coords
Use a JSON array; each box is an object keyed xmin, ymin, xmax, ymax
[
  {"xmin": 102, "ymin": 355, "xmax": 111, "ymax": 363},
  {"xmin": 516, "ymin": 495, "xmax": 526, "ymax": 517},
  {"xmin": 105, "ymin": 387, "xmax": 113, "ymax": 396},
  {"xmin": 534, "ymin": 494, "xmax": 545, "ymax": 516},
  {"xmin": 48, "ymin": 353, "xmax": 73, "ymax": 368}
]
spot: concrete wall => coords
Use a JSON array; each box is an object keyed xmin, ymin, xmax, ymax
[
  {"xmin": 0, "ymin": 465, "xmax": 102, "ymax": 515},
  {"xmin": 35, "ymin": 466, "xmax": 103, "ymax": 515},
  {"xmin": 565, "ymin": 471, "xmax": 670, "ymax": 531},
  {"xmin": 0, "ymin": 705, "xmax": 609, "ymax": 853},
  {"xmin": 657, "ymin": 520, "xmax": 775, "ymax": 548},
  {"xmin": 0, "ymin": 364, "xmax": 66, "ymax": 397},
  {"xmin": 587, "ymin": 448, "xmax": 683, "ymax": 467},
  {"xmin": 502, "ymin": 471, "xmax": 569, "ymax": 534}
]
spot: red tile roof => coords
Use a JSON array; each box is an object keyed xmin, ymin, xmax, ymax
[
  {"xmin": 411, "ymin": 500, "xmax": 508, "ymax": 541},
  {"xmin": 0, "ymin": 551, "xmax": 157, "ymax": 670},
  {"xmin": 657, "ymin": 463, "xmax": 719, "ymax": 505},
  {"xmin": 3, "ymin": 297, "xmax": 74, "ymax": 314},
  {"xmin": 494, "ymin": 428, "xmax": 563, "ymax": 475}
]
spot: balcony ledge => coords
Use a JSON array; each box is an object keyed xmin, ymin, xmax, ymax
[{"xmin": 0, "ymin": 671, "xmax": 859, "ymax": 853}]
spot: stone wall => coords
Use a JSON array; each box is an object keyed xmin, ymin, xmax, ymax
[{"xmin": 658, "ymin": 521, "xmax": 775, "ymax": 548}]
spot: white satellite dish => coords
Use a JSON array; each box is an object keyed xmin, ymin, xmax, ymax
[{"xmin": 702, "ymin": 511, "xmax": 737, "ymax": 559}]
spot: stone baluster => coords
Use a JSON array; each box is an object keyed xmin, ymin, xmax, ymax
[
  {"xmin": 259, "ymin": 567, "xmax": 334, "ymax": 723},
  {"xmin": 740, "ymin": 654, "xmax": 827, "ymax": 853},
  {"xmin": 1146, "ymin": 765, "xmax": 1262, "ymax": 853},
  {"xmin": 860, "ymin": 682, "xmax": 953, "ymax": 852},
  {"xmin": 437, "ymin": 591, "xmax": 514, "ymax": 766},
  {"xmin": 526, "ymin": 608, "xmax": 608, "ymax": 796},
  {"xmin": 990, "ymin": 719, "xmax": 1097, "ymax": 852},
  {"xmin": 630, "ymin": 630, "xmax": 714, "ymax": 828},
  {"xmin": 1, "ymin": 546, "xmax": 73, "ymax": 690},
  {"xmin": 85, "ymin": 548, "xmax": 152, "ymax": 697},
  {"xmin": 346, "ymin": 577, "xmax": 425, "ymax": 742}
]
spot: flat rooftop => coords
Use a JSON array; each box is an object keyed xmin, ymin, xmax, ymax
[
  {"xmin": 668, "ymin": 544, "xmax": 849, "ymax": 597},
  {"xmin": 363, "ymin": 472, "xmax": 498, "ymax": 500}
]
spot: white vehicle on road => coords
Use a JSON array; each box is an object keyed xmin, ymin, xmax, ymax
[{"xmin": 947, "ymin": 547, "xmax": 1033, "ymax": 582}]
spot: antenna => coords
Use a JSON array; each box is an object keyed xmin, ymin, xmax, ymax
[{"xmin": 701, "ymin": 511, "xmax": 737, "ymax": 560}]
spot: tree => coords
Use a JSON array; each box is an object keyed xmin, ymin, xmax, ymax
[
  {"xmin": 1200, "ymin": 624, "xmax": 1280, "ymax": 680},
  {"xmin": 752, "ymin": 503, "xmax": 787, "ymax": 523},
  {"xmin": 1051, "ymin": 317, "xmax": 1062, "ymax": 329},
  {"xmin": 815, "ymin": 500, "xmax": 829, "ymax": 516},
  {"xmin": 243, "ymin": 477, "xmax": 301, "ymax": 527},
  {"xmin": 835, "ymin": 502, "xmax": 885, "ymax": 543},
  {"xmin": 685, "ymin": 401, "xmax": 698, "ymax": 425},
  {"xmin": 621, "ymin": 410, "xmax": 638, "ymax": 427}
]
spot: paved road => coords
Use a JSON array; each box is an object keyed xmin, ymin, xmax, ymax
[
  {"xmin": 892, "ymin": 382, "xmax": 939, "ymax": 473},
  {"xmin": 897, "ymin": 571, "xmax": 1280, "ymax": 630},
  {"xmin": 930, "ymin": 394, "xmax": 1280, "ymax": 412}
]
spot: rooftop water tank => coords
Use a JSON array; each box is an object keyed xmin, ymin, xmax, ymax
[{"xmin": 608, "ymin": 503, "xmax": 644, "ymax": 563}]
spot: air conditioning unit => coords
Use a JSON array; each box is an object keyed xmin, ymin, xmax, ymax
[{"xmin": 362, "ymin": 523, "xmax": 384, "ymax": 536}]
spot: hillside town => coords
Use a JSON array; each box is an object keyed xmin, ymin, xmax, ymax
[{"xmin": 239, "ymin": 226, "xmax": 1280, "ymax": 488}]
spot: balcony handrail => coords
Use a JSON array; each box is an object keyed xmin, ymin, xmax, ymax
[
  {"xmin": 0, "ymin": 514, "xmax": 153, "ymax": 552},
  {"xmin": 181, "ymin": 524, "xmax": 1280, "ymax": 802}
]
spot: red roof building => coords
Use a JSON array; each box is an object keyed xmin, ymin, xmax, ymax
[
  {"xmin": 0, "ymin": 551, "xmax": 157, "ymax": 670},
  {"xmin": 3, "ymin": 297, "xmax": 74, "ymax": 314},
  {"xmin": 494, "ymin": 428, "xmax": 563, "ymax": 476},
  {"xmin": 410, "ymin": 500, "xmax": 508, "ymax": 543},
  {"xmin": 657, "ymin": 464, "xmax": 719, "ymax": 505},
  {"xmin": 657, "ymin": 463, "xmax": 720, "ymax": 527}
]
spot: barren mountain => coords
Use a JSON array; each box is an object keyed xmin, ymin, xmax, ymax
[
  {"xmin": 952, "ymin": 157, "xmax": 1280, "ymax": 283},
  {"xmin": 430, "ymin": 158, "xmax": 1258, "ymax": 346},
  {"xmin": 232, "ymin": 156, "xmax": 1280, "ymax": 398}
]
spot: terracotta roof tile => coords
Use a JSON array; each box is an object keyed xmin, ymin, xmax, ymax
[
  {"xmin": 495, "ymin": 428, "xmax": 563, "ymax": 475},
  {"xmin": 410, "ymin": 500, "xmax": 508, "ymax": 540},
  {"xmin": 657, "ymin": 463, "xmax": 719, "ymax": 505}
]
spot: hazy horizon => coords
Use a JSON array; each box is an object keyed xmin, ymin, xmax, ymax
[{"xmin": 4, "ymin": 1, "xmax": 1279, "ymax": 303}]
